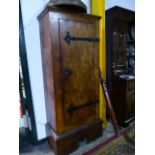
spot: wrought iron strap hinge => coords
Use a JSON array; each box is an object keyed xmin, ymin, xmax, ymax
[
  {"xmin": 64, "ymin": 31, "xmax": 99, "ymax": 45},
  {"xmin": 67, "ymin": 99, "xmax": 99, "ymax": 113}
]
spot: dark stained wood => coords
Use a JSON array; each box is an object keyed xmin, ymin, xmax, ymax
[
  {"xmin": 112, "ymin": 78, "xmax": 135, "ymax": 126},
  {"xmin": 38, "ymin": 5, "xmax": 102, "ymax": 154},
  {"xmin": 106, "ymin": 6, "xmax": 135, "ymax": 95},
  {"xmin": 106, "ymin": 6, "xmax": 135, "ymax": 126}
]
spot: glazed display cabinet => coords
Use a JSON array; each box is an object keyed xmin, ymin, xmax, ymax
[{"xmin": 106, "ymin": 6, "xmax": 135, "ymax": 127}]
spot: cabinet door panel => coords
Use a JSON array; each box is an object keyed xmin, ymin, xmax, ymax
[{"xmin": 59, "ymin": 18, "xmax": 99, "ymax": 128}]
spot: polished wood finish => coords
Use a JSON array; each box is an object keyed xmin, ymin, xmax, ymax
[
  {"xmin": 38, "ymin": 5, "xmax": 102, "ymax": 154},
  {"xmin": 99, "ymin": 69, "xmax": 120, "ymax": 135},
  {"xmin": 106, "ymin": 6, "xmax": 135, "ymax": 126}
]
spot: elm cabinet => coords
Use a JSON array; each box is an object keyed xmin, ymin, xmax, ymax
[
  {"xmin": 38, "ymin": 4, "xmax": 102, "ymax": 155},
  {"xmin": 106, "ymin": 6, "xmax": 135, "ymax": 127}
]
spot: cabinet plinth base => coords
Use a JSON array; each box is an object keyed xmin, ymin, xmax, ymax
[{"xmin": 46, "ymin": 119, "xmax": 102, "ymax": 155}]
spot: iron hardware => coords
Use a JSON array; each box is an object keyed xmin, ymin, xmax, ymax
[
  {"xmin": 64, "ymin": 31, "xmax": 99, "ymax": 45},
  {"xmin": 63, "ymin": 68, "xmax": 72, "ymax": 76}
]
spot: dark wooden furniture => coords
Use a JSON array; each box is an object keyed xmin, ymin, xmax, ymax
[
  {"xmin": 38, "ymin": 3, "xmax": 102, "ymax": 155},
  {"xmin": 112, "ymin": 77, "xmax": 135, "ymax": 126},
  {"xmin": 106, "ymin": 6, "xmax": 135, "ymax": 127}
]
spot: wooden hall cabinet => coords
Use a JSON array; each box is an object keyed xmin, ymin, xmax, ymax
[{"xmin": 38, "ymin": 3, "xmax": 102, "ymax": 155}]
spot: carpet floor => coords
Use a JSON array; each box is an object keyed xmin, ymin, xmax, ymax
[
  {"xmin": 83, "ymin": 126, "xmax": 135, "ymax": 155},
  {"xmin": 20, "ymin": 121, "xmax": 135, "ymax": 155}
]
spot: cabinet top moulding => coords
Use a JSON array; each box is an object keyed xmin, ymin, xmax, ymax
[
  {"xmin": 106, "ymin": 6, "xmax": 135, "ymax": 14},
  {"xmin": 37, "ymin": 4, "xmax": 101, "ymax": 21}
]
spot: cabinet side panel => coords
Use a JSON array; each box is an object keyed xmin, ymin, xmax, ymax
[
  {"xmin": 39, "ymin": 13, "xmax": 57, "ymax": 131},
  {"xmin": 106, "ymin": 11, "xmax": 113, "ymax": 97},
  {"xmin": 49, "ymin": 12, "xmax": 65, "ymax": 134}
]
